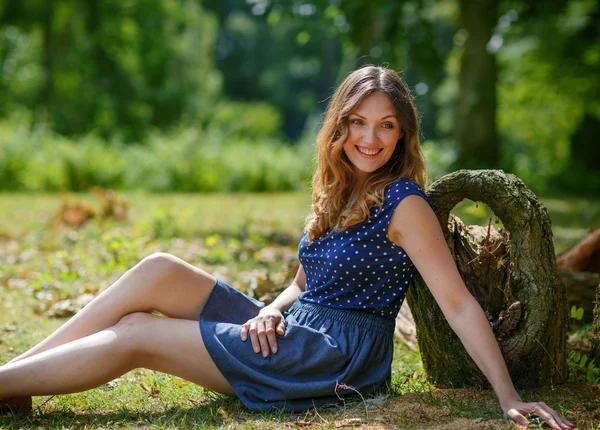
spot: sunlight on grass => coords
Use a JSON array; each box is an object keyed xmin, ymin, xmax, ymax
[{"xmin": 1, "ymin": 191, "xmax": 598, "ymax": 428}]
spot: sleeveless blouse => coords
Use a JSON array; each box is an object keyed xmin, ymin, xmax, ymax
[{"xmin": 297, "ymin": 178, "xmax": 432, "ymax": 318}]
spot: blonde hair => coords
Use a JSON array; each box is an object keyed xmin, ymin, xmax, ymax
[{"xmin": 304, "ymin": 65, "xmax": 429, "ymax": 242}]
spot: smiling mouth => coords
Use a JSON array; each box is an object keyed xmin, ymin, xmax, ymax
[{"xmin": 356, "ymin": 146, "xmax": 382, "ymax": 157}]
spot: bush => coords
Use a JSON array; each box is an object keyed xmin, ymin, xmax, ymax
[{"xmin": 0, "ymin": 118, "xmax": 312, "ymax": 193}]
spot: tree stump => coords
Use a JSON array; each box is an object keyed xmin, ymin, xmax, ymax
[{"xmin": 405, "ymin": 169, "xmax": 568, "ymax": 388}]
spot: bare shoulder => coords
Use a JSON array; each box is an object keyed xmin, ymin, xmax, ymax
[
  {"xmin": 387, "ymin": 193, "xmax": 472, "ymax": 316},
  {"xmin": 388, "ymin": 194, "xmax": 440, "ymax": 249}
]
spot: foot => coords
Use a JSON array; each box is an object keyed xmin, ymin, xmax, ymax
[{"xmin": 0, "ymin": 396, "xmax": 33, "ymax": 414}]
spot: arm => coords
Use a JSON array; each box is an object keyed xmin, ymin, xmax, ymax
[
  {"xmin": 240, "ymin": 263, "xmax": 306, "ymax": 357},
  {"xmin": 389, "ymin": 195, "xmax": 573, "ymax": 430},
  {"xmin": 262, "ymin": 263, "xmax": 306, "ymax": 313}
]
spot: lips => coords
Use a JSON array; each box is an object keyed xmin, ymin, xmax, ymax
[{"xmin": 356, "ymin": 146, "xmax": 382, "ymax": 158}]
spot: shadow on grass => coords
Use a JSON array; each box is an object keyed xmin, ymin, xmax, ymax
[
  {"xmin": 0, "ymin": 394, "xmax": 335, "ymax": 429},
  {"xmin": 0, "ymin": 395, "xmax": 239, "ymax": 429}
]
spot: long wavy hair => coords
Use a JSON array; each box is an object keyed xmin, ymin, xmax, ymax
[{"xmin": 304, "ymin": 65, "xmax": 429, "ymax": 242}]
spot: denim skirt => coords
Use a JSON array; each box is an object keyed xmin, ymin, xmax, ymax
[{"xmin": 198, "ymin": 278, "xmax": 396, "ymax": 411}]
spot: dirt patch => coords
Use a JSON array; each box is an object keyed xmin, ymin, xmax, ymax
[{"xmin": 319, "ymin": 384, "xmax": 600, "ymax": 429}]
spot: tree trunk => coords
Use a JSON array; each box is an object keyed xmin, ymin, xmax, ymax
[
  {"xmin": 39, "ymin": 0, "xmax": 54, "ymax": 109},
  {"xmin": 406, "ymin": 169, "xmax": 568, "ymax": 388},
  {"xmin": 454, "ymin": 0, "xmax": 500, "ymax": 168}
]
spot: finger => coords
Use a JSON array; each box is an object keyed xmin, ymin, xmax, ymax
[
  {"xmin": 545, "ymin": 405, "xmax": 574, "ymax": 429},
  {"xmin": 276, "ymin": 320, "xmax": 285, "ymax": 336},
  {"xmin": 249, "ymin": 322, "xmax": 260, "ymax": 353},
  {"xmin": 240, "ymin": 324, "xmax": 248, "ymax": 341},
  {"xmin": 257, "ymin": 321, "xmax": 270, "ymax": 357},
  {"xmin": 531, "ymin": 404, "xmax": 560, "ymax": 430},
  {"xmin": 506, "ymin": 408, "xmax": 529, "ymax": 427},
  {"xmin": 557, "ymin": 411, "xmax": 574, "ymax": 428},
  {"xmin": 265, "ymin": 319, "xmax": 278, "ymax": 354},
  {"xmin": 537, "ymin": 403, "xmax": 573, "ymax": 429}
]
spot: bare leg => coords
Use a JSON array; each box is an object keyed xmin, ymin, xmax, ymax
[
  {"xmin": 8, "ymin": 253, "xmax": 217, "ymax": 364},
  {"xmin": 0, "ymin": 312, "xmax": 234, "ymax": 397}
]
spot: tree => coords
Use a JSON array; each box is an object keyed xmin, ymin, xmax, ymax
[
  {"xmin": 0, "ymin": 0, "xmax": 222, "ymax": 142},
  {"xmin": 407, "ymin": 170, "xmax": 568, "ymax": 387}
]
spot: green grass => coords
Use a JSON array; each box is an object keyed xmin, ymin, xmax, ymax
[{"xmin": 1, "ymin": 191, "xmax": 599, "ymax": 428}]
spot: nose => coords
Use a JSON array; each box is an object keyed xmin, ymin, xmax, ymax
[{"xmin": 362, "ymin": 126, "xmax": 377, "ymax": 144}]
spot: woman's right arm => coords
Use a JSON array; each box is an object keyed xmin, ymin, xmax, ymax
[{"xmin": 240, "ymin": 264, "xmax": 306, "ymax": 357}]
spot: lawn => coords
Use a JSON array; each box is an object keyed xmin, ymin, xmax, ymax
[{"xmin": 0, "ymin": 191, "xmax": 599, "ymax": 429}]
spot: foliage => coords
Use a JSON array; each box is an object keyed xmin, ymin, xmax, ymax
[
  {"xmin": 0, "ymin": 0, "xmax": 222, "ymax": 142},
  {"xmin": 567, "ymin": 306, "xmax": 600, "ymax": 384},
  {"xmin": 1, "ymin": 1, "xmax": 599, "ymax": 193},
  {"xmin": 0, "ymin": 116, "xmax": 313, "ymax": 192},
  {"xmin": 203, "ymin": 0, "xmax": 344, "ymax": 140}
]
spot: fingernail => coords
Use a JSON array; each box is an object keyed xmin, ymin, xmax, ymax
[
  {"xmin": 519, "ymin": 420, "xmax": 528, "ymax": 427},
  {"xmin": 262, "ymin": 350, "xmax": 268, "ymax": 357},
  {"xmin": 253, "ymin": 347, "xmax": 259, "ymax": 353},
  {"xmin": 272, "ymin": 347, "xmax": 277, "ymax": 354}
]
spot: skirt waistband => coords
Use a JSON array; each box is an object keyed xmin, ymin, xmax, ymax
[{"xmin": 288, "ymin": 300, "xmax": 396, "ymax": 336}]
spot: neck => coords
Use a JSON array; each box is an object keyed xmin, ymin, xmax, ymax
[{"xmin": 353, "ymin": 166, "xmax": 370, "ymax": 186}]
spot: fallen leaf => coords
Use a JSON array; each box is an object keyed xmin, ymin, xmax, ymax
[
  {"xmin": 140, "ymin": 382, "xmax": 160, "ymax": 397},
  {"xmin": 335, "ymin": 418, "xmax": 363, "ymax": 428}
]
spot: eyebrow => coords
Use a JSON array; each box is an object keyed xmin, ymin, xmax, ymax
[{"xmin": 352, "ymin": 113, "xmax": 397, "ymax": 120}]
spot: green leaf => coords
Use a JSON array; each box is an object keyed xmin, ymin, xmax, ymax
[
  {"xmin": 575, "ymin": 307, "xmax": 584, "ymax": 320},
  {"xmin": 570, "ymin": 305, "xmax": 577, "ymax": 318},
  {"xmin": 580, "ymin": 354, "xmax": 588, "ymax": 368}
]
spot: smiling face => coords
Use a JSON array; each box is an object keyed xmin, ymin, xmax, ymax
[{"xmin": 342, "ymin": 91, "xmax": 402, "ymax": 184}]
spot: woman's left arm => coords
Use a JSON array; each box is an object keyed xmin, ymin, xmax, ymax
[{"xmin": 389, "ymin": 195, "xmax": 573, "ymax": 430}]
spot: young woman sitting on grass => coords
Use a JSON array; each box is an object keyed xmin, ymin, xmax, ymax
[{"xmin": 0, "ymin": 66, "xmax": 573, "ymax": 429}]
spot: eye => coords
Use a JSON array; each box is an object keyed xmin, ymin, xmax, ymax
[
  {"xmin": 350, "ymin": 118, "xmax": 363, "ymax": 125},
  {"xmin": 381, "ymin": 123, "xmax": 394, "ymax": 129}
]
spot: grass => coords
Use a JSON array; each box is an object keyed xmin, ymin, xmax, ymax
[{"xmin": 1, "ymin": 191, "xmax": 599, "ymax": 428}]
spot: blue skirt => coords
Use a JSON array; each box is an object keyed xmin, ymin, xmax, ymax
[{"xmin": 198, "ymin": 278, "xmax": 395, "ymax": 411}]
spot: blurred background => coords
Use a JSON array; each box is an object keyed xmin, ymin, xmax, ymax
[{"xmin": 0, "ymin": 0, "xmax": 598, "ymax": 195}]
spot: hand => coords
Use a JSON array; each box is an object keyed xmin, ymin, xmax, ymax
[
  {"xmin": 240, "ymin": 307, "xmax": 286, "ymax": 358},
  {"xmin": 502, "ymin": 397, "xmax": 573, "ymax": 429}
]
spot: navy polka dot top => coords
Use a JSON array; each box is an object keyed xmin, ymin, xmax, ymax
[{"xmin": 297, "ymin": 178, "xmax": 433, "ymax": 319}]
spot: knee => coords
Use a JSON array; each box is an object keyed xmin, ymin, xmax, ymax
[
  {"xmin": 112, "ymin": 312, "xmax": 155, "ymax": 359},
  {"xmin": 116, "ymin": 311, "xmax": 153, "ymax": 329},
  {"xmin": 135, "ymin": 252, "xmax": 183, "ymax": 280}
]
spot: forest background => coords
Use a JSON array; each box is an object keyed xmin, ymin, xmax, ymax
[{"xmin": 1, "ymin": 0, "xmax": 599, "ymax": 195}]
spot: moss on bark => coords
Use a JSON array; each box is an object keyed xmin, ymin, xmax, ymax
[{"xmin": 407, "ymin": 169, "xmax": 568, "ymax": 388}]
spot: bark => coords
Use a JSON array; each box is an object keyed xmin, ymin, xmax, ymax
[
  {"xmin": 454, "ymin": 0, "xmax": 500, "ymax": 168},
  {"xmin": 406, "ymin": 169, "xmax": 569, "ymax": 388}
]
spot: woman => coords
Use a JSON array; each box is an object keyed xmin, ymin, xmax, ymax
[{"xmin": 1, "ymin": 66, "xmax": 573, "ymax": 428}]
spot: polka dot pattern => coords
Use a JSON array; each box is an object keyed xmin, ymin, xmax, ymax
[{"xmin": 297, "ymin": 178, "xmax": 432, "ymax": 319}]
